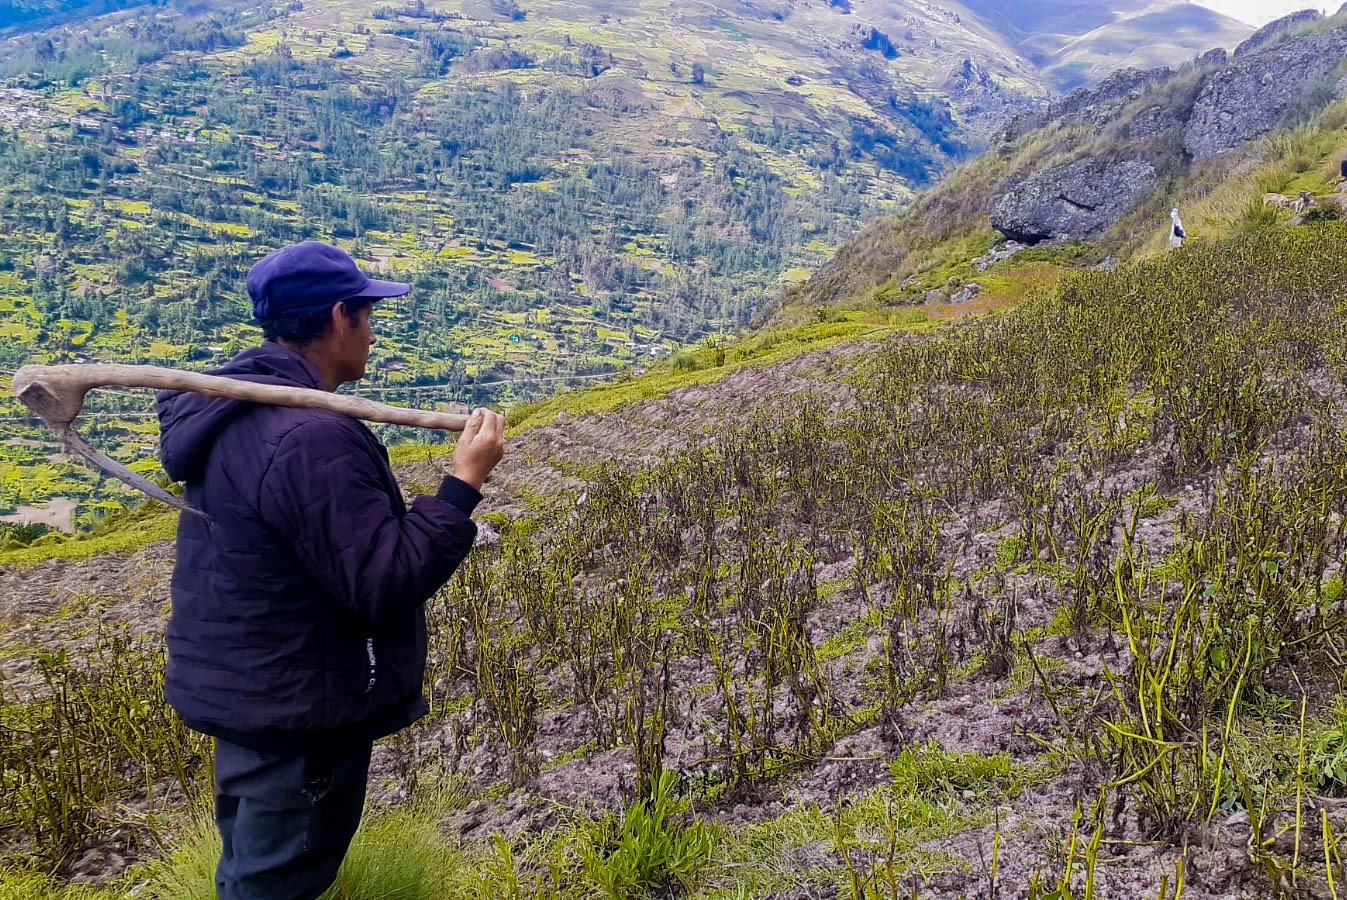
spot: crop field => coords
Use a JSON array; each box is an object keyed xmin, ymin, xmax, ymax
[{"xmin": 3, "ymin": 223, "xmax": 1347, "ymax": 896}]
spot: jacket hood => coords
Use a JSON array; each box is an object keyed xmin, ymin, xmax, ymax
[{"xmin": 157, "ymin": 342, "xmax": 327, "ymax": 484}]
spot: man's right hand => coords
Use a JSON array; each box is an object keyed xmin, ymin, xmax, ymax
[{"xmin": 452, "ymin": 408, "xmax": 505, "ymax": 491}]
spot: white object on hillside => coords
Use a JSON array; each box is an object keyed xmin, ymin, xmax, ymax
[{"xmin": 1169, "ymin": 208, "xmax": 1186, "ymax": 249}]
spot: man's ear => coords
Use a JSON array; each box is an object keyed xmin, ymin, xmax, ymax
[{"xmin": 330, "ymin": 301, "xmax": 350, "ymax": 335}]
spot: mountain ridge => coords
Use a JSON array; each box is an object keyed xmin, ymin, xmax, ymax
[{"xmin": 956, "ymin": 0, "xmax": 1251, "ymax": 90}]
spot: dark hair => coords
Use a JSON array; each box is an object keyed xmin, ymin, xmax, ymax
[{"xmin": 261, "ymin": 296, "xmax": 374, "ymax": 346}]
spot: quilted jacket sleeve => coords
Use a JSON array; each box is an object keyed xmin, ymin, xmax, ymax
[{"xmin": 257, "ymin": 417, "xmax": 479, "ymax": 625}]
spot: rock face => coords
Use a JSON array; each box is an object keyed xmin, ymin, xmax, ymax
[
  {"xmin": 1125, "ymin": 105, "xmax": 1182, "ymax": 140},
  {"xmin": 1185, "ymin": 28, "xmax": 1347, "ymax": 159},
  {"xmin": 1234, "ymin": 9, "xmax": 1323, "ymax": 58},
  {"xmin": 1197, "ymin": 47, "xmax": 1228, "ymax": 68},
  {"xmin": 990, "ymin": 157, "xmax": 1157, "ymax": 243}
]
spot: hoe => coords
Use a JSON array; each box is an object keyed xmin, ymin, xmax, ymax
[{"xmin": 10, "ymin": 363, "xmax": 469, "ymax": 518}]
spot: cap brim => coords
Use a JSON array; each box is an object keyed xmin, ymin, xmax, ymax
[{"xmin": 354, "ymin": 278, "xmax": 412, "ymax": 299}]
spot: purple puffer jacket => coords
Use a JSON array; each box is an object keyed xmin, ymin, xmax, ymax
[{"xmin": 155, "ymin": 341, "xmax": 478, "ymax": 752}]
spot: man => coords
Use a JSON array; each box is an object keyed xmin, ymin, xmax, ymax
[{"xmin": 156, "ymin": 240, "xmax": 504, "ymax": 899}]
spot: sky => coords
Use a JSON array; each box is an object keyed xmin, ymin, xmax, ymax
[{"xmin": 1195, "ymin": 1, "xmax": 1334, "ymax": 26}]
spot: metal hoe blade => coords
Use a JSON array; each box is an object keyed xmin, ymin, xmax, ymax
[{"xmin": 62, "ymin": 427, "xmax": 209, "ymax": 521}]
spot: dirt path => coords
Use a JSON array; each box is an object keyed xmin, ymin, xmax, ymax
[{"xmin": 0, "ymin": 497, "xmax": 77, "ymax": 533}]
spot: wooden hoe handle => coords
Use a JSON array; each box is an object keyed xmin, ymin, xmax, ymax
[
  {"xmin": 12, "ymin": 363, "xmax": 470, "ymax": 432},
  {"xmin": 9, "ymin": 363, "xmax": 471, "ymax": 520}
]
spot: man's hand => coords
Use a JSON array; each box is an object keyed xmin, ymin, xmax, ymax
[{"xmin": 452, "ymin": 407, "xmax": 505, "ymax": 491}]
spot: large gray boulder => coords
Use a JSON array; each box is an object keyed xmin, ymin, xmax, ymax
[
  {"xmin": 991, "ymin": 157, "xmax": 1157, "ymax": 243},
  {"xmin": 1234, "ymin": 9, "xmax": 1323, "ymax": 57},
  {"xmin": 1185, "ymin": 28, "xmax": 1347, "ymax": 159}
]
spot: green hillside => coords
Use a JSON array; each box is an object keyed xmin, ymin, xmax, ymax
[
  {"xmin": 780, "ymin": 11, "xmax": 1347, "ymax": 326},
  {"xmin": 0, "ymin": 0, "xmax": 1262, "ymax": 532},
  {"xmin": 7, "ymin": 216, "xmax": 1347, "ymax": 899},
  {"xmin": 7, "ymin": 8, "xmax": 1347, "ymax": 897},
  {"xmin": 0, "ymin": 0, "xmax": 1050, "ymax": 529}
]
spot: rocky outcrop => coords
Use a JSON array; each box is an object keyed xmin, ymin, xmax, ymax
[
  {"xmin": 990, "ymin": 157, "xmax": 1157, "ymax": 243},
  {"xmin": 1000, "ymin": 67, "xmax": 1171, "ymax": 142},
  {"xmin": 1126, "ymin": 105, "xmax": 1182, "ymax": 140},
  {"xmin": 1196, "ymin": 47, "xmax": 1228, "ymax": 68},
  {"xmin": 1184, "ymin": 28, "xmax": 1347, "ymax": 159},
  {"xmin": 972, "ymin": 240, "xmax": 1024, "ymax": 271},
  {"xmin": 1234, "ymin": 9, "xmax": 1323, "ymax": 58}
]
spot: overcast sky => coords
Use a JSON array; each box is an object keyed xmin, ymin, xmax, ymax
[{"xmin": 1195, "ymin": 1, "xmax": 1334, "ymax": 26}]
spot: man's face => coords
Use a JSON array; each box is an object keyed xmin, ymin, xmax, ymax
[{"xmin": 332, "ymin": 302, "xmax": 376, "ymax": 385}]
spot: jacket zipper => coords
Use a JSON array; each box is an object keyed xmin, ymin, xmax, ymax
[{"xmin": 364, "ymin": 637, "xmax": 377, "ymax": 693}]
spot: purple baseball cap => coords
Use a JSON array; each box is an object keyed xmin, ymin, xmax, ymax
[{"xmin": 246, "ymin": 241, "xmax": 410, "ymax": 322}]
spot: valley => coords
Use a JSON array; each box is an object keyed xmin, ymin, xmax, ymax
[{"xmin": 0, "ymin": 0, "xmax": 1249, "ymax": 530}]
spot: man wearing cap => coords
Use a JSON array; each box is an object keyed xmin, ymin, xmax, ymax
[{"xmin": 155, "ymin": 241, "xmax": 504, "ymax": 899}]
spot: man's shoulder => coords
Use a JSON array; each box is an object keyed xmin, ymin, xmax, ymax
[
  {"xmin": 224, "ymin": 404, "xmax": 378, "ymax": 465},
  {"xmin": 269, "ymin": 408, "xmax": 379, "ymax": 453}
]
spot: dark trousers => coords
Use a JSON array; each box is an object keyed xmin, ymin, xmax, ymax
[{"xmin": 213, "ymin": 737, "xmax": 373, "ymax": 900}]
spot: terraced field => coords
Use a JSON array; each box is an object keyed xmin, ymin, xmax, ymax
[
  {"xmin": 0, "ymin": 0, "xmax": 1253, "ymax": 530},
  {"xmin": 0, "ymin": 0, "xmax": 1053, "ymax": 526}
]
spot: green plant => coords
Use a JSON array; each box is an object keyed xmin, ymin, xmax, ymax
[
  {"xmin": 0, "ymin": 630, "xmax": 207, "ymax": 866},
  {"xmin": 578, "ymin": 771, "xmax": 716, "ymax": 898},
  {"xmin": 1311, "ymin": 699, "xmax": 1347, "ymax": 794},
  {"xmin": 134, "ymin": 783, "xmax": 475, "ymax": 900}
]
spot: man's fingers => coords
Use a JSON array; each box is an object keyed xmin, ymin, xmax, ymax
[
  {"xmin": 478, "ymin": 409, "xmax": 498, "ymax": 446},
  {"xmin": 460, "ymin": 408, "xmax": 484, "ymax": 441}
]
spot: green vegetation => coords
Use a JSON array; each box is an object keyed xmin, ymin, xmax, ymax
[
  {"xmin": 708, "ymin": 743, "xmax": 1052, "ymax": 896},
  {"xmin": 0, "ymin": 0, "xmax": 994, "ymax": 524},
  {"xmin": 2, "ymin": 784, "xmax": 480, "ymax": 899},
  {"xmin": 0, "ymin": 498, "xmax": 174, "ymax": 565},
  {"xmin": 0, "ymin": 631, "xmax": 206, "ymax": 860},
  {"xmin": 574, "ymin": 771, "xmax": 716, "ymax": 897},
  {"xmin": 781, "ymin": 38, "xmax": 1347, "ymax": 328},
  {"xmin": 7, "ymin": 221, "xmax": 1347, "ymax": 893},
  {"xmin": 11, "ymin": 10, "xmax": 1347, "ymax": 895},
  {"xmin": 505, "ymin": 309, "xmax": 913, "ymax": 432}
]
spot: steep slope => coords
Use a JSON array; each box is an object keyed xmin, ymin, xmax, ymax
[
  {"xmin": 8, "ymin": 6, "xmax": 1347, "ymax": 892},
  {"xmin": 7, "ymin": 223, "xmax": 1347, "ymax": 896},
  {"xmin": 0, "ymin": 0, "xmax": 1046, "ymax": 529},
  {"xmin": 784, "ymin": 8, "xmax": 1347, "ymax": 316}
]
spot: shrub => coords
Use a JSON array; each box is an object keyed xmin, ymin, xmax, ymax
[{"xmin": 578, "ymin": 771, "xmax": 717, "ymax": 898}]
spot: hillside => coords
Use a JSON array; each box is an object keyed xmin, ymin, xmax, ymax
[
  {"xmin": 782, "ymin": 7, "xmax": 1347, "ymax": 322},
  {"xmin": 0, "ymin": 0, "xmax": 150, "ymax": 32},
  {"xmin": 6, "ymin": 220, "xmax": 1347, "ymax": 896},
  {"xmin": 0, "ymin": 0, "xmax": 1258, "ymax": 534},
  {"xmin": 12, "ymin": 5, "xmax": 1347, "ymax": 900}
]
